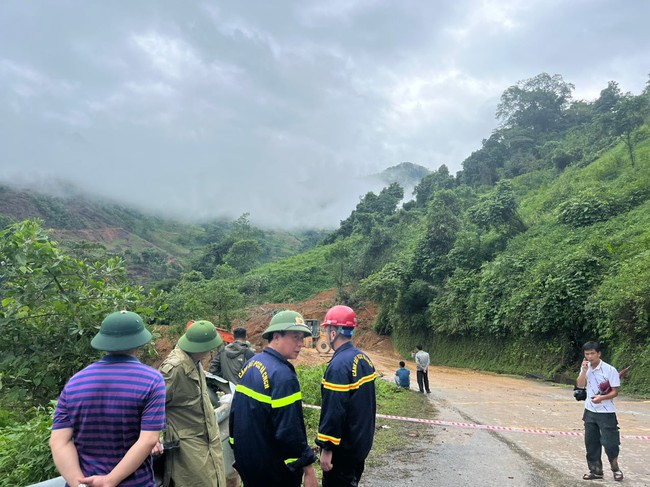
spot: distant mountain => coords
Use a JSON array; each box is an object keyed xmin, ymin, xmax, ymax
[
  {"xmin": 374, "ymin": 162, "xmax": 431, "ymax": 188},
  {"xmin": 0, "ymin": 183, "xmax": 209, "ymax": 283},
  {"xmin": 0, "ymin": 162, "xmax": 432, "ymax": 276},
  {"xmin": 0, "ymin": 183, "xmax": 203, "ymax": 250},
  {"xmin": 0, "ymin": 183, "xmax": 326, "ymax": 284}
]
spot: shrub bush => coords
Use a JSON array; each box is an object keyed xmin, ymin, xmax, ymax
[{"xmin": 0, "ymin": 405, "xmax": 58, "ymax": 485}]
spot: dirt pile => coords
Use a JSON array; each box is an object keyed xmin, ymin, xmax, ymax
[
  {"xmin": 237, "ymin": 289, "xmax": 393, "ymax": 367},
  {"xmin": 152, "ymin": 288, "xmax": 397, "ymax": 371}
]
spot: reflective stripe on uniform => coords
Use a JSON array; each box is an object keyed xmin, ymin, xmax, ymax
[
  {"xmin": 284, "ymin": 457, "xmax": 298, "ymax": 464},
  {"xmin": 272, "ymin": 391, "xmax": 302, "ymax": 408},
  {"xmin": 235, "ymin": 384, "xmax": 302, "ymax": 408},
  {"xmin": 316, "ymin": 432, "xmax": 341, "ymax": 445},
  {"xmin": 236, "ymin": 384, "xmax": 272, "ymax": 404},
  {"xmin": 321, "ymin": 372, "xmax": 377, "ymax": 392}
]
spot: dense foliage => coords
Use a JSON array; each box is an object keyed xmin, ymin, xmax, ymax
[
  {"xmin": 166, "ymin": 75, "xmax": 650, "ymax": 392},
  {"xmin": 0, "ymin": 220, "xmax": 166, "ymax": 406},
  {"xmin": 0, "ymin": 404, "xmax": 58, "ymax": 486}
]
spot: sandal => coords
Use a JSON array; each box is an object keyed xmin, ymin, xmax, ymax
[
  {"xmin": 613, "ymin": 470, "xmax": 624, "ymax": 481},
  {"xmin": 583, "ymin": 472, "xmax": 604, "ymax": 480}
]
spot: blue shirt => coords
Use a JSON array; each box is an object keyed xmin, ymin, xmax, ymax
[{"xmin": 395, "ymin": 367, "xmax": 410, "ymax": 387}]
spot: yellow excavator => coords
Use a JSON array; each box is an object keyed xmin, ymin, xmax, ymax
[{"xmin": 304, "ymin": 319, "xmax": 332, "ymax": 354}]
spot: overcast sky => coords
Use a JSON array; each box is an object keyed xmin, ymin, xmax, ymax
[{"xmin": 1, "ymin": 1, "xmax": 649, "ymax": 228}]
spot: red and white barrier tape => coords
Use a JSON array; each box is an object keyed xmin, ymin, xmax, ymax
[{"xmin": 303, "ymin": 404, "xmax": 650, "ymax": 441}]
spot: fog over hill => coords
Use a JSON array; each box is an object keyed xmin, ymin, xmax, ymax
[
  {"xmin": 1, "ymin": 2, "xmax": 648, "ymax": 227},
  {"xmin": 0, "ymin": 162, "xmax": 429, "ymax": 230}
]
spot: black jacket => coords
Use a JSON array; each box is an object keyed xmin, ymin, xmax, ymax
[
  {"xmin": 316, "ymin": 341, "xmax": 377, "ymax": 461},
  {"xmin": 209, "ymin": 341, "xmax": 254, "ymax": 384},
  {"xmin": 229, "ymin": 347, "xmax": 317, "ymax": 487}
]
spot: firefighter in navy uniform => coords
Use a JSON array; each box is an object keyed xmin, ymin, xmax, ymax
[
  {"xmin": 316, "ymin": 305, "xmax": 377, "ymax": 487},
  {"xmin": 228, "ymin": 310, "xmax": 318, "ymax": 487}
]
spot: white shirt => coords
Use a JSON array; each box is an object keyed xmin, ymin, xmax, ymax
[
  {"xmin": 415, "ymin": 350, "xmax": 430, "ymax": 371},
  {"xmin": 584, "ymin": 360, "xmax": 620, "ymax": 413}
]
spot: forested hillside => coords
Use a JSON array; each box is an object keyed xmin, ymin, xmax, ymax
[
  {"xmin": 229, "ymin": 73, "xmax": 650, "ymax": 390},
  {"xmin": 334, "ymin": 74, "xmax": 650, "ymax": 391},
  {"xmin": 1, "ymin": 72, "xmax": 649, "ymax": 413},
  {"xmin": 0, "ymin": 162, "xmax": 427, "ymax": 288}
]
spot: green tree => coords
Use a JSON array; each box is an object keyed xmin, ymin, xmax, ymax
[
  {"xmin": 496, "ymin": 73, "xmax": 574, "ymax": 132},
  {"xmin": 360, "ymin": 262, "xmax": 405, "ymax": 306},
  {"xmin": 373, "ymin": 183, "xmax": 404, "ymax": 215},
  {"xmin": 594, "ymin": 81, "xmax": 622, "ymax": 114},
  {"xmin": 428, "ymin": 268, "xmax": 479, "ymax": 335},
  {"xmin": 324, "ymin": 184, "xmax": 404, "ymax": 242},
  {"xmin": 610, "ymin": 94, "xmax": 649, "ymax": 167},
  {"xmin": 413, "ymin": 165, "xmax": 456, "ymax": 207},
  {"xmin": 325, "ymin": 238, "xmax": 357, "ymax": 297},
  {"xmin": 0, "ymin": 219, "xmax": 164, "ymax": 406},
  {"xmin": 468, "ymin": 180, "xmax": 526, "ymax": 235},
  {"xmin": 191, "ymin": 240, "xmax": 231, "ymax": 278},
  {"xmin": 230, "ymin": 212, "xmax": 254, "ymax": 240},
  {"xmin": 459, "ymin": 133, "xmax": 507, "ymax": 186},
  {"xmin": 163, "ymin": 272, "xmax": 245, "ymax": 327},
  {"xmin": 224, "ymin": 239, "xmax": 262, "ymax": 273},
  {"xmin": 410, "ymin": 190, "xmax": 461, "ymax": 283}
]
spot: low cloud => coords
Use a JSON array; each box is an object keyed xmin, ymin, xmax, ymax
[{"xmin": 1, "ymin": 1, "xmax": 648, "ymax": 228}]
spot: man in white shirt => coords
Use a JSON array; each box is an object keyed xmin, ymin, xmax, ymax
[
  {"xmin": 413, "ymin": 345, "xmax": 431, "ymax": 394},
  {"xmin": 576, "ymin": 341, "xmax": 623, "ymax": 481}
]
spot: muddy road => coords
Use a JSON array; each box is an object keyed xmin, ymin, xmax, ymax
[{"xmin": 362, "ymin": 354, "xmax": 650, "ymax": 486}]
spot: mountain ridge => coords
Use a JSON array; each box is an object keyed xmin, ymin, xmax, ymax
[{"xmin": 0, "ymin": 162, "xmax": 430, "ymax": 233}]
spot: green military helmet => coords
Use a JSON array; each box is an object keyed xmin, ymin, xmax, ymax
[
  {"xmin": 262, "ymin": 310, "xmax": 312, "ymax": 340},
  {"xmin": 91, "ymin": 310, "xmax": 153, "ymax": 351},
  {"xmin": 178, "ymin": 320, "xmax": 223, "ymax": 353}
]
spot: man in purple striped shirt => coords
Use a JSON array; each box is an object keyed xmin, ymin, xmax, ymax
[{"xmin": 50, "ymin": 310, "xmax": 166, "ymax": 487}]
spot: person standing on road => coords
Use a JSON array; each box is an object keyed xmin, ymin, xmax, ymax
[
  {"xmin": 316, "ymin": 305, "xmax": 377, "ymax": 487},
  {"xmin": 50, "ymin": 310, "xmax": 166, "ymax": 487},
  {"xmin": 413, "ymin": 344, "xmax": 431, "ymax": 394},
  {"xmin": 159, "ymin": 320, "xmax": 227, "ymax": 487},
  {"xmin": 209, "ymin": 327, "xmax": 255, "ymax": 384},
  {"xmin": 229, "ymin": 310, "xmax": 318, "ymax": 487},
  {"xmin": 394, "ymin": 361, "xmax": 411, "ymax": 388},
  {"xmin": 576, "ymin": 341, "xmax": 624, "ymax": 482}
]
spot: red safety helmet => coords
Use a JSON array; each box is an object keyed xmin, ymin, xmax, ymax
[{"xmin": 322, "ymin": 305, "xmax": 358, "ymax": 328}]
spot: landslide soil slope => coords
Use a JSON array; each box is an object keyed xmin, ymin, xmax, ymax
[{"xmin": 152, "ymin": 289, "xmax": 396, "ymax": 369}]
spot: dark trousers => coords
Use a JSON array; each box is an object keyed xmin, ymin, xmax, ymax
[
  {"xmin": 583, "ymin": 409, "xmax": 620, "ymax": 474},
  {"xmin": 416, "ymin": 369, "xmax": 430, "ymax": 393},
  {"xmin": 322, "ymin": 451, "xmax": 366, "ymax": 487}
]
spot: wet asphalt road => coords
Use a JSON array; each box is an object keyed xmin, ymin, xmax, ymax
[
  {"xmin": 360, "ymin": 363, "xmax": 650, "ymax": 487},
  {"xmin": 360, "ymin": 394, "xmax": 580, "ymax": 487}
]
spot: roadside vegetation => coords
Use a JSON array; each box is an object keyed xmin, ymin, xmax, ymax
[{"xmin": 0, "ymin": 403, "xmax": 58, "ymax": 486}]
